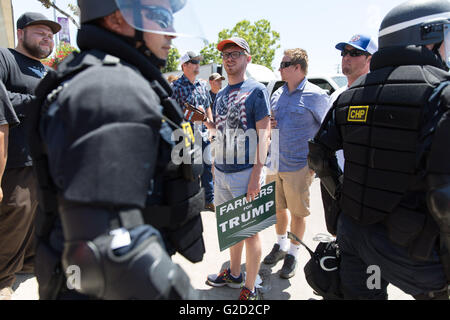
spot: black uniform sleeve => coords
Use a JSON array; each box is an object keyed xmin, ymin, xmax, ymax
[
  {"xmin": 313, "ymin": 103, "xmax": 344, "ymax": 152},
  {"xmin": 0, "ymin": 81, "xmax": 19, "ymax": 127},
  {"xmin": 425, "ymin": 86, "xmax": 450, "ymax": 280},
  {"xmin": 308, "ymin": 104, "xmax": 344, "ymax": 190},
  {"xmin": 308, "ymin": 104, "xmax": 343, "ymax": 232},
  {"xmin": 425, "ymin": 86, "xmax": 450, "ymax": 222},
  {"xmin": 426, "ymin": 85, "xmax": 450, "ymax": 176}
]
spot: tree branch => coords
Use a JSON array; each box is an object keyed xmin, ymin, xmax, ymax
[{"xmin": 37, "ymin": 0, "xmax": 80, "ymax": 29}]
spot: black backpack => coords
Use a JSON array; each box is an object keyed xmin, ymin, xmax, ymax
[{"xmin": 288, "ymin": 232, "xmax": 344, "ymax": 300}]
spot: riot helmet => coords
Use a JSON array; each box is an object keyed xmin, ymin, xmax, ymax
[
  {"xmin": 78, "ymin": 0, "xmax": 185, "ymax": 25},
  {"xmin": 378, "ymin": 0, "xmax": 450, "ymax": 68},
  {"xmin": 115, "ymin": 0, "xmax": 185, "ymax": 34},
  {"xmin": 77, "ymin": 0, "xmax": 207, "ymax": 61},
  {"xmin": 78, "ymin": 0, "xmax": 119, "ymax": 24}
]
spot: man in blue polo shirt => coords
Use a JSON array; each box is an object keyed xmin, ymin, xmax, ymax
[{"xmin": 262, "ymin": 48, "xmax": 329, "ymax": 279}]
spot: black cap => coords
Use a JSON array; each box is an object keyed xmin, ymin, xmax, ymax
[{"xmin": 17, "ymin": 12, "xmax": 61, "ymax": 34}]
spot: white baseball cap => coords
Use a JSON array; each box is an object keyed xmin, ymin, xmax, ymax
[{"xmin": 180, "ymin": 51, "xmax": 203, "ymax": 65}]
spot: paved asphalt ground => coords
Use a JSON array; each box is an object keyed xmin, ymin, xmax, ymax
[{"xmin": 11, "ymin": 178, "xmax": 412, "ymax": 301}]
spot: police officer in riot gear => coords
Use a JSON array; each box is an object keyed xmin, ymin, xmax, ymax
[
  {"xmin": 308, "ymin": 0, "xmax": 450, "ymax": 300},
  {"xmin": 29, "ymin": 0, "xmax": 206, "ymax": 300}
]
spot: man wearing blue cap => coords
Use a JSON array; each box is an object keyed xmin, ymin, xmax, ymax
[
  {"xmin": 308, "ymin": 0, "xmax": 450, "ymax": 300},
  {"xmin": 331, "ymin": 34, "xmax": 377, "ymax": 104},
  {"xmin": 319, "ymin": 34, "xmax": 377, "ymax": 236}
]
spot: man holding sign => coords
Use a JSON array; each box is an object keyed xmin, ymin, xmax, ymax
[{"xmin": 203, "ymin": 37, "xmax": 271, "ymax": 300}]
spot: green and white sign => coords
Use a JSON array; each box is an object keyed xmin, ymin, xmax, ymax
[{"xmin": 216, "ymin": 182, "xmax": 276, "ymax": 252}]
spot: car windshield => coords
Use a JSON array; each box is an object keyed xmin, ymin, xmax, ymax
[{"xmin": 332, "ymin": 76, "xmax": 348, "ymax": 88}]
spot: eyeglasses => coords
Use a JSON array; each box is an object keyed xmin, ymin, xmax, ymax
[
  {"xmin": 140, "ymin": 5, "xmax": 173, "ymax": 29},
  {"xmin": 280, "ymin": 61, "xmax": 296, "ymax": 69},
  {"xmin": 221, "ymin": 51, "xmax": 246, "ymax": 60},
  {"xmin": 341, "ymin": 49, "xmax": 370, "ymax": 57}
]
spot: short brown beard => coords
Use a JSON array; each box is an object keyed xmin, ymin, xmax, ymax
[{"xmin": 23, "ymin": 30, "xmax": 52, "ymax": 59}]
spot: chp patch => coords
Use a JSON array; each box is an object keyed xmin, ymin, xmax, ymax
[
  {"xmin": 347, "ymin": 106, "xmax": 369, "ymax": 123},
  {"xmin": 181, "ymin": 121, "xmax": 195, "ymax": 147}
]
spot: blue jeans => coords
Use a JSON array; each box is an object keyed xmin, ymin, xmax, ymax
[
  {"xmin": 337, "ymin": 213, "xmax": 447, "ymax": 299},
  {"xmin": 202, "ymin": 139, "xmax": 214, "ymax": 204}
]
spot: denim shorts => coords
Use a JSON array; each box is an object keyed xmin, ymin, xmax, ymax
[{"xmin": 214, "ymin": 167, "xmax": 266, "ymax": 207}]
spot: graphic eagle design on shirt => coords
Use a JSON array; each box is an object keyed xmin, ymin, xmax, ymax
[
  {"xmin": 215, "ymin": 88, "xmax": 251, "ymax": 160},
  {"xmin": 216, "ymin": 89, "xmax": 249, "ymax": 132}
]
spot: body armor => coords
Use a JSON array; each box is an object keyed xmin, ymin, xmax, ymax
[
  {"xmin": 27, "ymin": 24, "xmax": 204, "ymax": 299},
  {"xmin": 310, "ymin": 45, "xmax": 450, "ymax": 261}
]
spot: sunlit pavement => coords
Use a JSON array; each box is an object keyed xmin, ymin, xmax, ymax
[{"xmin": 12, "ymin": 178, "xmax": 412, "ymax": 300}]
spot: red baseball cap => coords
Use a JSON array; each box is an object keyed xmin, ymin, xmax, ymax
[{"xmin": 217, "ymin": 37, "xmax": 250, "ymax": 54}]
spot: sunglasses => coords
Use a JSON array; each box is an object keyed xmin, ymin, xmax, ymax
[
  {"xmin": 221, "ymin": 51, "xmax": 246, "ymax": 60},
  {"xmin": 280, "ymin": 61, "xmax": 297, "ymax": 69},
  {"xmin": 187, "ymin": 59, "xmax": 200, "ymax": 64},
  {"xmin": 341, "ymin": 49, "xmax": 370, "ymax": 57},
  {"xmin": 140, "ymin": 5, "xmax": 174, "ymax": 29}
]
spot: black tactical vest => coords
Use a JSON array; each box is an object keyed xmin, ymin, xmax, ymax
[
  {"xmin": 333, "ymin": 46, "xmax": 450, "ymax": 257},
  {"xmin": 29, "ymin": 25, "xmax": 205, "ymax": 264}
]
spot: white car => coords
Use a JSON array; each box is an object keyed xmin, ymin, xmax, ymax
[{"xmin": 266, "ymin": 74, "xmax": 348, "ymax": 97}]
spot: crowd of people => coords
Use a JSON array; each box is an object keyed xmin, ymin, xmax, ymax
[{"xmin": 0, "ymin": 0, "xmax": 448, "ymax": 301}]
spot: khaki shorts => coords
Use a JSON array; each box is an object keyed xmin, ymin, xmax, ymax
[{"xmin": 266, "ymin": 166, "xmax": 314, "ymax": 218}]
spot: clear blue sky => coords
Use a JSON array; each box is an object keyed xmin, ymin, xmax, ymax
[{"xmin": 12, "ymin": 0, "xmax": 409, "ymax": 74}]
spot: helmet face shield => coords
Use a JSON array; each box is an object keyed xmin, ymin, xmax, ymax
[
  {"xmin": 444, "ymin": 23, "xmax": 450, "ymax": 68},
  {"xmin": 115, "ymin": 0, "xmax": 207, "ymax": 51},
  {"xmin": 137, "ymin": 5, "xmax": 174, "ymax": 29}
]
